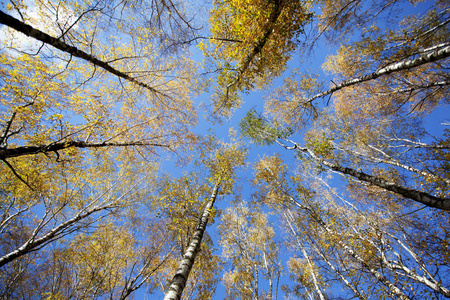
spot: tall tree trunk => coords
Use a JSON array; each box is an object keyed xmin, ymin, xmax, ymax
[
  {"xmin": 277, "ymin": 139, "xmax": 450, "ymax": 210},
  {"xmin": 163, "ymin": 181, "xmax": 221, "ymax": 300},
  {"xmin": 0, "ymin": 11, "xmax": 164, "ymax": 96},
  {"xmin": 283, "ymin": 210, "xmax": 326, "ymax": 300},
  {"xmin": 301, "ymin": 45, "xmax": 450, "ymax": 105},
  {"xmin": 0, "ymin": 140, "xmax": 168, "ymax": 160}
]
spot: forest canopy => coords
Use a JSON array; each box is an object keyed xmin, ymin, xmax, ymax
[{"xmin": 0, "ymin": 0, "xmax": 449, "ymax": 299}]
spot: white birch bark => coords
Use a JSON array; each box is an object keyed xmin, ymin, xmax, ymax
[
  {"xmin": 163, "ymin": 181, "xmax": 221, "ymax": 300},
  {"xmin": 300, "ymin": 45, "xmax": 450, "ymax": 105},
  {"xmin": 276, "ymin": 139, "xmax": 450, "ymax": 211}
]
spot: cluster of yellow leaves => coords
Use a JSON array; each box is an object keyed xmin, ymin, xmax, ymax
[
  {"xmin": 264, "ymin": 71, "xmax": 323, "ymax": 130},
  {"xmin": 324, "ymin": 8, "xmax": 449, "ymax": 119},
  {"xmin": 42, "ymin": 224, "xmax": 136, "ymax": 299},
  {"xmin": 205, "ymin": 0, "xmax": 312, "ymax": 115}
]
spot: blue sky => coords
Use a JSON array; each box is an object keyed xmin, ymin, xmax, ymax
[
  {"xmin": 1, "ymin": 0, "xmax": 449, "ymax": 298},
  {"xmin": 153, "ymin": 0, "xmax": 450, "ymax": 298}
]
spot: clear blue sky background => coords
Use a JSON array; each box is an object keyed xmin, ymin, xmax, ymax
[
  {"xmin": 152, "ymin": 0, "xmax": 450, "ymax": 298},
  {"xmin": 0, "ymin": 0, "xmax": 448, "ymax": 298}
]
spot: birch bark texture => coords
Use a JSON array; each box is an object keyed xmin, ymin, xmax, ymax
[{"xmin": 163, "ymin": 181, "xmax": 221, "ymax": 300}]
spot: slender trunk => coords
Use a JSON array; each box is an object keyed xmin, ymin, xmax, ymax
[
  {"xmin": 0, "ymin": 11, "xmax": 164, "ymax": 96},
  {"xmin": 352, "ymin": 227, "xmax": 450, "ymax": 297},
  {"xmin": 278, "ymin": 139, "xmax": 450, "ymax": 210},
  {"xmin": 317, "ymin": 155, "xmax": 450, "ymax": 210},
  {"xmin": 271, "ymin": 176, "xmax": 410, "ymax": 299},
  {"xmin": 334, "ymin": 237, "xmax": 410, "ymax": 300},
  {"xmin": 381, "ymin": 232, "xmax": 450, "ymax": 297},
  {"xmin": 366, "ymin": 143, "xmax": 450, "ymax": 185},
  {"xmin": 283, "ymin": 210, "xmax": 326, "ymax": 300},
  {"xmin": 163, "ymin": 181, "xmax": 221, "ymax": 300},
  {"xmin": 253, "ymin": 265, "xmax": 260, "ymax": 300},
  {"xmin": 309, "ymin": 239, "xmax": 367, "ymax": 300},
  {"xmin": 0, "ymin": 176, "xmax": 142, "ymax": 267},
  {"xmin": 301, "ymin": 45, "xmax": 450, "ymax": 105},
  {"xmin": 263, "ymin": 252, "xmax": 273, "ymax": 300},
  {"xmin": 0, "ymin": 140, "xmax": 169, "ymax": 160}
]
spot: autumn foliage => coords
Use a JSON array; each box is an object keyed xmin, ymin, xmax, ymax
[{"xmin": 0, "ymin": 0, "xmax": 449, "ymax": 298}]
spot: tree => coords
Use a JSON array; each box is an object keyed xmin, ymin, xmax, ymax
[
  {"xmin": 0, "ymin": 10, "xmax": 164, "ymax": 96},
  {"xmin": 0, "ymin": 161, "xmax": 164, "ymax": 298},
  {"xmin": 0, "ymin": 0, "xmax": 201, "ymax": 162},
  {"xmin": 218, "ymin": 204, "xmax": 283, "ymax": 300},
  {"xmin": 202, "ymin": 0, "xmax": 312, "ymax": 117},
  {"xmin": 1, "ymin": 0, "xmax": 448, "ymax": 298},
  {"xmin": 163, "ymin": 142, "xmax": 247, "ymax": 299},
  {"xmin": 1, "ymin": 0, "xmax": 202, "ymax": 297},
  {"xmin": 240, "ymin": 109, "xmax": 450, "ymax": 210},
  {"xmin": 0, "ymin": 0, "xmax": 200, "ymax": 193},
  {"xmin": 264, "ymin": 1, "xmax": 449, "ymax": 146},
  {"xmin": 253, "ymin": 155, "xmax": 450, "ymax": 299}
]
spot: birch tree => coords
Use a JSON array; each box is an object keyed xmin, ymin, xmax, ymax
[
  {"xmin": 218, "ymin": 204, "xmax": 283, "ymax": 300},
  {"xmin": 1, "ymin": 0, "xmax": 201, "ymax": 291},
  {"xmin": 202, "ymin": 0, "xmax": 312, "ymax": 117},
  {"xmin": 0, "ymin": 161, "xmax": 163, "ymax": 298},
  {"xmin": 240, "ymin": 109, "xmax": 450, "ymax": 210},
  {"xmin": 267, "ymin": 2, "xmax": 449, "ymax": 129},
  {"xmin": 253, "ymin": 155, "xmax": 450, "ymax": 299},
  {"xmin": 163, "ymin": 142, "xmax": 247, "ymax": 300}
]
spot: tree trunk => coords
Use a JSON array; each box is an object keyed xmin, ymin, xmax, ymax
[
  {"xmin": 163, "ymin": 181, "xmax": 221, "ymax": 300},
  {"xmin": 0, "ymin": 10, "xmax": 164, "ymax": 96},
  {"xmin": 301, "ymin": 45, "xmax": 450, "ymax": 105},
  {"xmin": 0, "ymin": 140, "xmax": 168, "ymax": 160},
  {"xmin": 278, "ymin": 139, "xmax": 450, "ymax": 211}
]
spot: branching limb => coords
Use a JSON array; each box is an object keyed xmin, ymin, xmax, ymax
[{"xmin": 1, "ymin": 158, "xmax": 34, "ymax": 190}]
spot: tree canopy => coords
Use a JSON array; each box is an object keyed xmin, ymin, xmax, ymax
[{"xmin": 1, "ymin": 0, "xmax": 449, "ymax": 298}]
